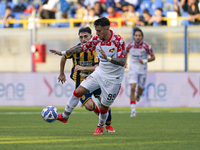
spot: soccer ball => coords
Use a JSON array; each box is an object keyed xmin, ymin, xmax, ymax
[{"xmin": 41, "ymin": 106, "xmax": 58, "ymax": 123}]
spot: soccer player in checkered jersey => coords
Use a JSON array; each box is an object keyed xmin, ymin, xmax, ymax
[
  {"xmin": 126, "ymin": 28, "xmax": 155, "ymax": 117},
  {"xmin": 50, "ymin": 17, "xmax": 126, "ymax": 135}
]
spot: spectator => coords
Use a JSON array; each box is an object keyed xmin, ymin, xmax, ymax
[
  {"xmin": 198, "ymin": 0, "xmax": 200, "ymax": 11},
  {"xmin": 38, "ymin": 0, "xmax": 59, "ymax": 19},
  {"xmin": 2, "ymin": 6, "xmax": 15, "ymax": 28},
  {"xmin": 107, "ymin": 6, "xmax": 123, "ymax": 27},
  {"xmin": 115, "ymin": 0, "xmax": 129, "ymax": 11},
  {"xmin": 75, "ymin": 2, "xmax": 87, "ymax": 19},
  {"xmin": 84, "ymin": 0, "xmax": 99, "ymax": 8},
  {"xmin": 122, "ymin": 4, "xmax": 140, "ymax": 26},
  {"xmin": 81, "ymin": 8, "xmax": 99, "ymax": 27},
  {"xmin": 187, "ymin": 0, "xmax": 200, "ymax": 24},
  {"xmin": 74, "ymin": 2, "xmax": 87, "ymax": 26},
  {"xmin": 50, "ymin": 12, "xmax": 70, "ymax": 28},
  {"xmin": 27, "ymin": 5, "xmax": 41, "ymax": 30},
  {"xmin": 137, "ymin": 9, "xmax": 153, "ymax": 26},
  {"xmin": 149, "ymin": 8, "xmax": 167, "ymax": 26},
  {"xmin": 93, "ymin": 2, "xmax": 105, "ymax": 17},
  {"xmin": 124, "ymin": 0, "xmax": 140, "ymax": 9}
]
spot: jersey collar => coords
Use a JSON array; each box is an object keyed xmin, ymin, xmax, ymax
[
  {"xmin": 107, "ymin": 30, "xmax": 113, "ymax": 42},
  {"xmin": 134, "ymin": 40, "xmax": 143, "ymax": 48}
]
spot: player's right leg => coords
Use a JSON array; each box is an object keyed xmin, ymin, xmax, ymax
[
  {"xmin": 128, "ymin": 72, "xmax": 138, "ymax": 117},
  {"xmin": 130, "ymin": 83, "xmax": 137, "ymax": 117},
  {"xmin": 57, "ymin": 85, "xmax": 89, "ymax": 123}
]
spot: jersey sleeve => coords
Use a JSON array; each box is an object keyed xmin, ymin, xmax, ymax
[
  {"xmin": 146, "ymin": 45, "xmax": 154, "ymax": 56},
  {"xmin": 81, "ymin": 36, "xmax": 98, "ymax": 53},
  {"xmin": 117, "ymin": 38, "xmax": 126, "ymax": 58},
  {"xmin": 92, "ymin": 51, "xmax": 99, "ymax": 65},
  {"xmin": 126, "ymin": 42, "xmax": 132, "ymax": 53}
]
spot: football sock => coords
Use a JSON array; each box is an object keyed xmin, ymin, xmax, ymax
[
  {"xmin": 62, "ymin": 90, "xmax": 82, "ymax": 119},
  {"xmin": 130, "ymin": 101, "xmax": 136, "ymax": 111},
  {"xmin": 92, "ymin": 102, "xmax": 99, "ymax": 115},
  {"xmin": 98, "ymin": 109, "xmax": 108, "ymax": 127},
  {"xmin": 105, "ymin": 109, "xmax": 111, "ymax": 126}
]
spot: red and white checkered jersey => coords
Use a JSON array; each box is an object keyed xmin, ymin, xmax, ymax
[
  {"xmin": 126, "ymin": 41, "xmax": 154, "ymax": 74},
  {"xmin": 81, "ymin": 30, "xmax": 126, "ymax": 84}
]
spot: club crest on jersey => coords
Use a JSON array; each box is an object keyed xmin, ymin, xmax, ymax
[
  {"xmin": 141, "ymin": 51, "xmax": 144, "ymax": 53},
  {"xmin": 109, "ymin": 48, "xmax": 114, "ymax": 52}
]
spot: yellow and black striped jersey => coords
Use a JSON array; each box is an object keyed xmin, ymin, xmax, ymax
[{"xmin": 65, "ymin": 43, "xmax": 99, "ymax": 88}]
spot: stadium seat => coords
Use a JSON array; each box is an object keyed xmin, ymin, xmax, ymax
[
  {"xmin": 152, "ymin": 0, "xmax": 163, "ymax": 10},
  {"xmin": 8, "ymin": 2, "xmax": 16, "ymax": 9},
  {"xmin": 0, "ymin": 2, "xmax": 6, "ymax": 16},
  {"xmin": 139, "ymin": 1, "xmax": 152, "ymax": 16},
  {"xmin": 12, "ymin": 13, "xmax": 22, "ymax": 28},
  {"xmin": 181, "ymin": 12, "xmax": 194, "ymax": 26},
  {"xmin": 162, "ymin": 0, "xmax": 174, "ymax": 16},
  {"xmin": 102, "ymin": 12, "xmax": 109, "ymax": 17},
  {"xmin": 153, "ymin": 21, "xmax": 159, "ymax": 26},
  {"xmin": 50, "ymin": 22, "xmax": 70, "ymax": 28}
]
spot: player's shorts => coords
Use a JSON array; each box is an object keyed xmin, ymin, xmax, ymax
[
  {"xmin": 128, "ymin": 72, "xmax": 146, "ymax": 89},
  {"xmin": 80, "ymin": 88, "xmax": 101, "ymax": 105},
  {"xmin": 80, "ymin": 71, "xmax": 121, "ymax": 107}
]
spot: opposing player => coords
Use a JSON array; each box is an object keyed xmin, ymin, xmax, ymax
[
  {"xmin": 126, "ymin": 28, "xmax": 155, "ymax": 117},
  {"xmin": 57, "ymin": 27, "xmax": 115, "ymax": 132},
  {"xmin": 50, "ymin": 17, "xmax": 126, "ymax": 135}
]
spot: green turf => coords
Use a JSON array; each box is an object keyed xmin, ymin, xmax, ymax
[{"xmin": 0, "ymin": 107, "xmax": 200, "ymax": 150}]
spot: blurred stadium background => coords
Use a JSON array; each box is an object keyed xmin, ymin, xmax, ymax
[{"xmin": 0, "ymin": 0, "xmax": 199, "ymax": 107}]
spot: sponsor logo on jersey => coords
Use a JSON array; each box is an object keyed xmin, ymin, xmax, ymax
[
  {"xmin": 141, "ymin": 51, "xmax": 144, "ymax": 53},
  {"xmin": 109, "ymin": 48, "xmax": 114, "ymax": 52}
]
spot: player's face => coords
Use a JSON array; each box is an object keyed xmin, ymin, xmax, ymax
[
  {"xmin": 134, "ymin": 31, "xmax": 143, "ymax": 43},
  {"xmin": 79, "ymin": 32, "xmax": 92, "ymax": 44},
  {"xmin": 95, "ymin": 25, "xmax": 108, "ymax": 40}
]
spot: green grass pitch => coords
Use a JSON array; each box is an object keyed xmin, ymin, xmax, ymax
[{"xmin": 0, "ymin": 107, "xmax": 200, "ymax": 150}]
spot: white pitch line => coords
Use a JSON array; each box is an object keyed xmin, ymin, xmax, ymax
[{"xmin": 0, "ymin": 110, "xmax": 199, "ymax": 115}]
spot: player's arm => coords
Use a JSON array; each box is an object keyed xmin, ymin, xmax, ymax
[
  {"xmin": 74, "ymin": 64, "xmax": 99, "ymax": 72},
  {"xmin": 58, "ymin": 56, "xmax": 67, "ymax": 84},
  {"xmin": 49, "ymin": 45, "xmax": 83, "ymax": 56},
  {"xmin": 139, "ymin": 46, "xmax": 156, "ymax": 64},
  {"xmin": 148, "ymin": 54, "xmax": 155, "ymax": 62}
]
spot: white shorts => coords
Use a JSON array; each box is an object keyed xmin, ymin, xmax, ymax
[
  {"xmin": 128, "ymin": 72, "xmax": 146, "ymax": 89},
  {"xmin": 80, "ymin": 71, "xmax": 121, "ymax": 107}
]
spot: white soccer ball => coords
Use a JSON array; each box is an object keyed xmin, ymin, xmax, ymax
[{"xmin": 41, "ymin": 106, "xmax": 58, "ymax": 123}]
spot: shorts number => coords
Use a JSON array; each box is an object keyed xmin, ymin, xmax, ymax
[{"xmin": 107, "ymin": 94, "xmax": 116, "ymax": 101}]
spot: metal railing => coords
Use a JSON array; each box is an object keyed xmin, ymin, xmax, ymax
[{"xmin": 0, "ymin": 17, "xmax": 199, "ymax": 29}]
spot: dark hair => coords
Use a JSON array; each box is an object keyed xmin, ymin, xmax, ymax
[
  {"xmin": 94, "ymin": 17, "xmax": 110, "ymax": 27},
  {"xmin": 78, "ymin": 27, "xmax": 92, "ymax": 35},
  {"xmin": 134, "ymin": 28, "xmax": 143, "ymax": 37},
  {"xmin": 143, "ymin": 9, "xmax": 150, "ymax": 14},
  {"xmin": 6, "ymin": 6, "xmax": 11, "ymax": 10}
]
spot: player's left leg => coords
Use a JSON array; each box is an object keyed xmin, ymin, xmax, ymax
[
  {"xmin": 93, "ymin": 89, "xmax": 115, "ymax": 132},
  {"xmin": 136, "ymin": 74, "xmax": 146, "ymax": 102},
  {"xmin": 80, "ymin": 93, "xmax": 99, "ymax": 115},
  {"xmin": 94, "ymin": 79, "xmax": 120, "ymax": 135}
]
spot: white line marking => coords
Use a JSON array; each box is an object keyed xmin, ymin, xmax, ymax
[{"xmin": 0, "ymin": 110, "xmax": 199, "ymax": 115}]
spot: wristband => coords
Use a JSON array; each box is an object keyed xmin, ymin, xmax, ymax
[
  {"xmin": 142, "ymin": 59, "xmax": 148, "ymax": 64},
  {"xmin": 106, "ymin": 57, "xmax": 112, "ymax": 62},
  {"xmin": 61, "ymin": 51, "xmax": 66, "ymax": 56}
]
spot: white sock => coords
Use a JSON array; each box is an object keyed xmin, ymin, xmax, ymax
[
  {"xmin": 98, "ymin": 112, "xmax": 108, "ymax": 127},
  {"xmin": 130, "ymin": 104, "xmax": 136, "ymax": 110},
  {"xmin": 62, "ymin": 93, "xmax": 80, "ymax": 119}
]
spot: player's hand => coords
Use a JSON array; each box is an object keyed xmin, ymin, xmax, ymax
[
  {"xmin": 58, "ymin": 74, "xmax": 66, "ymax": 84},
  {"xmin": 49, "ymin": 49, "xmax": 62, "ymax": 56},
  {"xmin": 125, "ymin": 63, "xmax": 128, "ymax": 68},
  {"xmin": 99, "ymin": 46, "xmax": 107, "ymax": 60},
  {"xmin": 74, "ymin": 65, "xmax": 84, "ymax": 71},
  {"xmin": 139, "ymin": 58, "xmax": 143, "ymax": 64}
]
